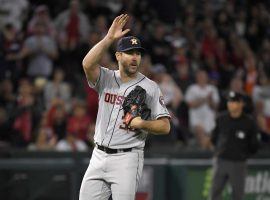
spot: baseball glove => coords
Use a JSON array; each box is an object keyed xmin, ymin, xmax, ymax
[{"xmin": 122, "ymin": 85, "xmax": 151, "ymax": 126}]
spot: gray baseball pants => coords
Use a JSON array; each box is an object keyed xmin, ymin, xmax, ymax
[{"xmin": 79, "ymin": 147, "xmax": 144, "ymax": 200}]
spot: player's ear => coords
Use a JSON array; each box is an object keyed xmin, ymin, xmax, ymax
[{"xmin": 115, "ymin": 52, "xmax": 121, "ymax": 61}]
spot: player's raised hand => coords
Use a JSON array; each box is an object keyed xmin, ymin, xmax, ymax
[{"xmin": 106, "ymin": 14, "xmax": 130, "ymax": 41}]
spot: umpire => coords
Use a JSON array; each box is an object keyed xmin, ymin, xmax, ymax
[{"xmin": 210, "ymin": 91, "xmax": 260, "ymax": 200}]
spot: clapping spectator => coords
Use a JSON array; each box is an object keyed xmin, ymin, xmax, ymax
[
  {"xmin": 44, "ymin": 68, "xmax": 72, "ymax": 110},
  {"xmin": 27, "ymin": 5, "xmax": 56, "ymax": 38},
  {"xmin": 185, "ymin": 69, "xmax": 220, "ymax": 149},
  {"xmin": 18, "ymin": 21, "xmax": 58, "ymax": 78}
]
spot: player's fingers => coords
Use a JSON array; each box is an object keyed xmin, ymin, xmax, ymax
[
  {"xmin": 114, "ymin": 14, "xmax": 124, "ymax": 24},
  {"xmin": 114, "ymin": 14, "xmax": 122, "ymax": 24},
  {"xmin": 115, "ymin": 14, "xmax": 124, "ymax": 24},
  {"xmin": 121, "ymin": 15, "xmax": 129, "ymax": 27},
  {"xmin": 118, "ymin": 14, "xmax": 128, "ymax": 26},
  {"xmin": 123, "ymin": 14, "xmax": 129, "ymax": 23},
  {"xmin": 122, "ymin": 29, "xmax": 130, "ymax": 36}
]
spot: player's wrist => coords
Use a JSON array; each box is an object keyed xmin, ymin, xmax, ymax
[
  {"xmin": 103, "ymin": 35, "xmax": 116, "ymax": 44},
  {"xmin": 138, "ymin": 118, "xmax": 146, "ymax": 129},
  {"xmin": 129, "ymin": 117, "xmax": 144, "ymax": 129}
]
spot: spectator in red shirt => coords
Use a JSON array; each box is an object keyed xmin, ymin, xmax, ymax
[{"xmin": 67, "ymin": 101, "xmax": 92, "ymax": 144}]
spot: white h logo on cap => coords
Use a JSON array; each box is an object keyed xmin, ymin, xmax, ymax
[{"xmin": 131, "ymin": 38, "xmax": 138, "ymax": 45}]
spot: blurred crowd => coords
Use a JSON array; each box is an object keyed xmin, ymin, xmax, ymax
[{"xmin": 0, "ymin": 0, "xmax": 269, "ymax": 152}]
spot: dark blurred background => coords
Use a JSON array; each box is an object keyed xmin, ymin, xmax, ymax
[{"xmin": 0, "ymin": 0, "xmax": 269, "ymax": 199}]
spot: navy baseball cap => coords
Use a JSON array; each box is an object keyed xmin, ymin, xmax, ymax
[
  {"xmin": 227, "ymin": 91, "xmax": 244, "ymax": 102},
  {"xmin": 116, "ymin": 36, "xmax": 145, "ymax": 53}
]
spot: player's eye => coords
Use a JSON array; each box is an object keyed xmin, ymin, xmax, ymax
[{"xmin": 125, "ymin": 50, "xmax": 141, "ymax": 56}]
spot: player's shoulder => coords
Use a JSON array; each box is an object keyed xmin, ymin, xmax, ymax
[
  {"xmin": 140, "ymin": 75, "xmax": 159, "ymax": 90},
  {"xmin": 99, "ymin": 66, "xmax": 117, "ymax": 81},
  {"xmin": 142, "ymin": 75, "xmax": 157, "ymax": 85},
  {"xmin": 100, "ymin": 66, "xmax": 115, "ymax": 75},
  {"xmin": 137, "ymin": 75, "xmax": 159, "ymax": 96}
]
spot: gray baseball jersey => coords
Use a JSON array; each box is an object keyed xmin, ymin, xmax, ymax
[{"xmin": 88, "ymin": 66, "xmax": 170, "ymax": 149}]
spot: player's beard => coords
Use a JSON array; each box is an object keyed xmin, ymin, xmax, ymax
[{"xmin": 122, "ymin": 61, "xmax": 140, "ymax": 77}]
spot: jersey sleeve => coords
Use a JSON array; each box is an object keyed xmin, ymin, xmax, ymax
[
  {"xmin": 149, "ymin": 83, "xmax": 171, "ymax": 120},
  {"xmin": 87, "ymin": 67, "xmax": 112, "ymax": 95}
]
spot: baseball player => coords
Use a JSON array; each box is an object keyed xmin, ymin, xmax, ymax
[{"xmin": 79, "ymin": 14, "xmax": 171, "ymax": 200}]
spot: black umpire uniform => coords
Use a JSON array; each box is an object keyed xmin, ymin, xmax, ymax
[{"xmin": 210, "ymin": 91, "xmax": 260, "ymax": 200}]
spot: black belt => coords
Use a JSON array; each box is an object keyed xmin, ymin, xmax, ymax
[{"xmin": 96, "ymin": 144, "xmax": 132, "ymax": 154}]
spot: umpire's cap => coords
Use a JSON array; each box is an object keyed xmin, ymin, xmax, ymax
[
  {"xmin": 227, "ymin": 91, "xmax": 244, "ymax": 102},
  {"xmin": 116, "ymin": 36, "xmax": 145, "ymax": 53}
]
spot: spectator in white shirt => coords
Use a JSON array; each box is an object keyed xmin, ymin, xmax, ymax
[
  {"xmin": 56, "ymin": 131, "xmax": 88, "ymax": 152},
  {"xmin": 185, "ymin": 69, "xmax": 220, "ymax": 149}
]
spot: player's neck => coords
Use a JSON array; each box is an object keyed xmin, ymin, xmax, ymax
[{"xmin": 120, "ymin": 71, "xmax": 138, "ymax": 83}]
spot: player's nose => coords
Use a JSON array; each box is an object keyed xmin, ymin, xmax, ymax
[{"xmin": 131, "ymin": 53, "xmax": 140, "ymax": 61}]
